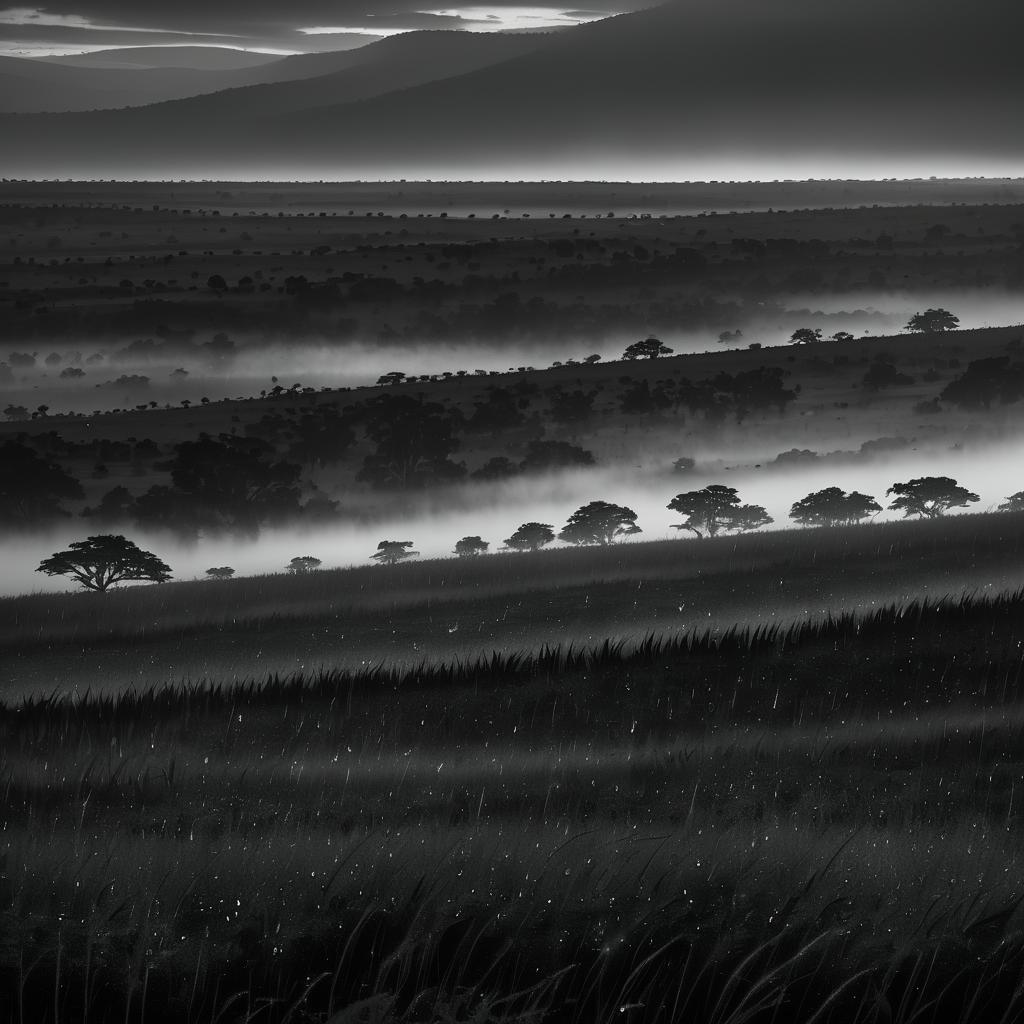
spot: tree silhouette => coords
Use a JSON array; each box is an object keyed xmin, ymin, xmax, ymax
[
  {"xmin": 466, "ymin": 387, "xmax": 527, "ymax": 433},
  {"xmin": 136, "ymin": 435, "xmax": 302, "ymax": 534},
  {"xmin": 547, "ymin": 388, "xmax": 599, "ymax": 425},
  {"xmin": 789, "ymin": 487, "xmax": 881, "ymax": 527},
  {"xmin": 906, "ymin": 308, "xmax": 959, "ymax": 333},
  {"xmin": 886, "ymin": 477, "xmax": 979, "ymax": 518},
  {"xmin": 453, "ymin": 536, "xmax": 489, "ymax": 557},
  {"xmin": 997, "ymin": 492, "xmax": 1024, "ymax": 513},
  {"xmin": 357, "ymin": 394, "xmax": 463, "ymax": 489},
  {"xmin": 726, "ymin": 505, "xmax": 774, "ymax": 533},
  {"xmin": 287, "ymin": 556, "xmax": 322, "ymax": 574},
  {"xmin": 206, "ymin": 566, "xmax": 235, "ymax": 580},
  {"xmin": 558, "ymin": 501, "xmax": 641, "ymax": 546},
  {"xmin": 1, "ymin": 440, "xmax": 83, "ymax": 527},
  {"xmin": 371, "ymin": 540, "xmax": 418, "ymax": 565},
  {"xmin": 940, "ymin": 357, "xmax": 1024, "ymax": 410},
  {"xmin": 790, "ymin": 328, "xmax": 822, "ymax": 344},
  {"xmin": 81, "ymin": 485, "xmax": 135, "ymax": 524},
  {"xmin": 37, "ymin": 535, "xmax": 171, "ymax": 592},
  {"xmin": 623, "ymin": 337, "xmax": 673, "ymax": 360},
  {"xmin": 520, "ymin": 440, "xmax": 595, "ymax": 473},
  {"xmin": 503, "ymin": 523, "xmax": 555, "ymax": 551},
  {"xmin": 667, "ymin": 484, "xmax": 741, "ymax": 537},
  {"xmin": 286, "ymin": 407, "xmax": 357, "ymax": 468}
]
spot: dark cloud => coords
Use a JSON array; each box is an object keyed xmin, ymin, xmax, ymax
[
  {"xmin": 0, "ymin": 22, "xmax": 245, "ymax": 51},
  {"xmin": 3, "ymin": 1, "xmax": 649, "ymax": 51}
]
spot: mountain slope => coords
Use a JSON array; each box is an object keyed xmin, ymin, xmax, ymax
[
  {"xmin": 0, "ymin": 31, "xmax": 546, "ymax": 114},
  {"xmin": 4, "ymin": 0, "xmax": 1023, "ymax": 178}
]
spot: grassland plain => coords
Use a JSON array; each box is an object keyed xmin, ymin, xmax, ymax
[
  {"xmin": 2, "ymin": 589, "xmax": 1024, "ymax": 1023},
  {"xmin": 4, "ymin": 511, "xmax": 1024, "ymax": 699}
]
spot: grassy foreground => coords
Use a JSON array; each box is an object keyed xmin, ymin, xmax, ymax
[{"xmin": 3, "ymin": 590, "xmax": 1024, "ymax": 1022}]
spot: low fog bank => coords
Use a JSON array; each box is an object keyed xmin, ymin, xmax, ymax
[
  {"xmin": 5, "ymin": 438, "xmax": 1021, "ymax": 599},
  {"xmin": 5, "ymin": 289, "xmax": 1024, "ymax": 416}
]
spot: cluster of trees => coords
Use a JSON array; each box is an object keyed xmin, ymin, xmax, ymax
[
  {"xmin": 939, "ymin": 355, "xmax": 1024, "ymax": 410},
  {"xmin": 788, "ymin": 309, "xmax": 959, "ymax": 346},
  {"xmin": 37, "ymin": 478, "xmax": 1015, "ymax": 592}
]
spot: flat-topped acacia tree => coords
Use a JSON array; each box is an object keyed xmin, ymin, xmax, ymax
[
  {"xmin": 886, "ymin": 477, "xmax": 979, "ymax": 518},
  {"xmin": 371, "ymin": 540, "xmax": 419, "ymax": 566},
  {"xmin": 503, "ymin": 523, "xmax": 556, "ymax": 552},
  {"xmin": 558, "ymin": 501, "xmax": 641, "ymax": 546},
  {"xmin": 37, "ymin": 535, "xmax": 171, "ymax": 593},
  {"xmin": 667, "ymin": 484, "xmax": 771, "ymax": 538},
  {"xmin": 790, "ymin": 487, "xmax": 882, "ymax": 527},
  {"xmin": 287, "ymin": 556, "xmax": 322, "ymax": 574},
  {"xmin": 453, "ymin": 536, "xmax": 489, "ymax": 557},
  {"xmin": 906, "ymin": 308, "xmax": 959, "ymax": 333}
]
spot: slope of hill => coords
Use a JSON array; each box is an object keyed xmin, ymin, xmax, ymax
[
  {"xmin": 89, "ymin": 31, "xmax": 555, "ymax": 121},
  {"xmin": 36, "ymin": 45, "xmax": 285, "ymax": 71},
  {"xmin": 0, "ymin": 53, "xmax": 287, "ymax": 113},
  {"xmin": 0, "ymin": 31, "xmax": 547, "ymax": 115},
  {"xmin": 3, "ymin": 0, "xmax": 1022, "ymax": 176}
]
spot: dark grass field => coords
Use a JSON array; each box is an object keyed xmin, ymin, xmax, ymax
[
  {"xmin": 4, "ymin": 510, "xmax": 1024, "ymax": 698},
  {"xmin": 2, "ymin": 588, "xmax": 1024, "ymax": 1022}
]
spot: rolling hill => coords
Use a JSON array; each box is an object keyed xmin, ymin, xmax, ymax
[
  {"xmin": 36, "ymin": 46, "xmax": 286, "ymax": 71},
  {"xmin": 2, "ymin": 0, "xmax": 1022, "ymax": 178},
  {"xmin": 0, "ymin": 31, "xmax": 548, "ymax": 115}
]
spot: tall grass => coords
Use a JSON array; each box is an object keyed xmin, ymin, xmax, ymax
[{"xmin": 3, "ymin": 589, "xmax": 1024, "ymax": 1021}]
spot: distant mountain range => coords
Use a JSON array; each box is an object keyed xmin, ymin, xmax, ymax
[
  {"xmin": 0, "ymin": 34, "xmax": 545, "ymax": 114},
  {"xmin": 3, "ymin": 0, "xmax": 1022, "ymax": 180},
  {"xmin": 35, "ymin": 46, "xmax": 285, "ymax": 71}
]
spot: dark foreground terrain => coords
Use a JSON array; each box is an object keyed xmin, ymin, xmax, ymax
[
  {"xmin": 4, "ymin": 511, "xmax": 1024, "ymax": 697},
  {"xmin": 3, "ymin": 587, "xmax": 1024, "ymax": 1022}
]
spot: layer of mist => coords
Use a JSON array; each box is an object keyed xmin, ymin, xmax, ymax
[
  {"xmin": 5, "ymin": 438, "xmax": 1020, "ymax": 599},
  {"xmin": 5, "ymin": 289, "xmax": 1022, "ymax": 416}
]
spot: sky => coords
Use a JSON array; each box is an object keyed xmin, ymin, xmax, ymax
[{"xmin": 0, "ymin": 1, "xmax": 652, "ymax": 55}]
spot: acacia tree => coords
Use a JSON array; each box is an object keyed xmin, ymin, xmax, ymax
[
  {"xmin": 287, "ymin": 556, "xmax": 322, "ymax": 574},
  {"xmin": 623, "ymin": 337, "xmax": 673, "ymax": 360},
  {"xmin": 205, "ymin": 566, "xmax": 235, "ymax": 580},
  {"xmin": 558, "ymin": 501, "xmax": 641, "ymax": 546},
  {"xmin": 726, "ymin": 504, "xmax": 774, "ymax": 533},
  {"xmin": 789, "ymin": 487, "xmax": 882, "ymax": 527},
  {"xmin": 790, "ymin": 328, "xmax": 822, "ymax": 344},
  {"xmin": 371, "ymin": 540, "xmax": 418, "ymax": 565},
  {"xmin": 453, "ymin": 536, "xmax": 489, "ymax": 557},
  {"xmin": 886, "ymin": 477, "xmax": 979, "ymax": 518},
  {"xmin": 503, "ymin": 523, "xmax": 556, "ymax": 551},
  {"xmin": 997, "ymin": 492, "xmax": 1024, "ymax": 513},
  {"xmin": 906, "ymin": 308, "xmax": 959, "ymax": 333},
  {"xmin": 37, "ymin": 535, "xmax": 171, "ymax": 592},
  {"xmin": 667, "ymin": 484, "xmax": 738, "ymax": 537}
]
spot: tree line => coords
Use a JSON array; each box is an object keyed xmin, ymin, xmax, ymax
[{"xmin": 34, "ymin": 478, "xmax": 1021, "ymax": 592}]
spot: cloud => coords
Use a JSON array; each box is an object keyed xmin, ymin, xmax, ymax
[{"xmin": 0, "ymin": 1, "xmax": 644, "ymax": 52}]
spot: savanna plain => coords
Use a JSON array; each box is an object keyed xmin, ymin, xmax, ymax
[{"xmin": 3, "ymin": 179, "xmax": 1024, "ymax": 1023}]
